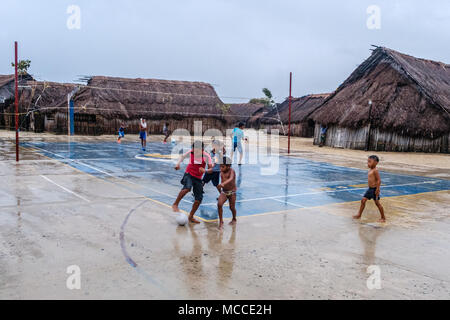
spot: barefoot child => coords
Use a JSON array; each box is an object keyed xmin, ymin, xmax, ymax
[
  {"xmin": 139, "ymin": 118, "xmax": 148, "ymax": 151},
  {"xmin": 163, "ymin": 122, "xmax": 170, "ymax": 144},
  {"xmin": 217, "ymin": 156, "xmax": 237, "ymax": 229},
  {"xmin": 172, "ymin": 141, "xmax": 213, "ymax": 224},
  {"xmin": 117, "ymin": 123, "xmax": 126, "ymax": 143},
  {"xmin": 353, "ymin": 155, "xmax": 386, "ymax": 222},
  {"xmin": 202, "ymin": 140, "xmax": 224, "ymax": 194}
]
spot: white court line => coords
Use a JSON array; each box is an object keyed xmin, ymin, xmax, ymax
[
  {"xmin": 272, "ymin": 198, "xmax": 306, "ymax": 208},
  {"xmin": 28, "ymin": 144, "xmax": 193, "ymax": 204},
  {"xmin": 201, "ymin": 180, "xmax": 441, "ymax": 206},
  {"xmin": 40, "ymin": 175, "xmax": 90, "ymax": 203}
]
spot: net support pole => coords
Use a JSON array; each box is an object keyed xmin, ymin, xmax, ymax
[
  {"xmin": 14, "ymin": 41, "xmax": 19, "ymax": 162},
  {"xmin": 288, "ymin": 72, "xmax": 292, "ymax": 154},
  {"xmin": 67, "ymin": 94, "xmax": 75, "ymax": 136}
]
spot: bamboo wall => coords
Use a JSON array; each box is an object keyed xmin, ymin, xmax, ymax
[
  {"xmin": 99, "ymin": 117, "xmax": 228, "ymax": 135},
  {"xmin": 257, "ymin": 121, "xmax": 315, "ymax": 137},
  {"xmin": 313, "ymin": 124, "xmax": 449, "ymax": 153},
  {"xmin": 40, "ymin": 112, "xmax": 229, "ymax": 136}
]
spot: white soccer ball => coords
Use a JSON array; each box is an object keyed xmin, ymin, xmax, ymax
[{"xmin": 176, "ymin": 213, "xmax": 189, "ymax": 226}]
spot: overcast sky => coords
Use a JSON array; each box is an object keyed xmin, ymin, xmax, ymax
[{"xmin": 1, "ymin": 0, "xmax": 449, "ymax": 103}]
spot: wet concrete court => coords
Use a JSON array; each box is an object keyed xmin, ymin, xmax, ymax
[
  {"xmin": 0, "ymin": 137, "xmax": 449, "ymax": 299},
  {"xmin": 17, "ymin": 141, "xmax": 450, "ymax": 221}
]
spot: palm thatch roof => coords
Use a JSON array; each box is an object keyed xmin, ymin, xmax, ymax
[
  {"xmin": 227, "ymin": 102, "xmax": 265, "ymax": 124},
  {"xmin": 0, "ymin": 74, "xmax": 15, "ymax": 89},
  {"xmin": 0, "ymin": 74, "xmax": 34, "ymax": 104},
  {"xmin": 17, "ymin": 81, "xmax": 76, "ymax": 114},
  {"xmin": 71, "ymin": 76, "xmax": 226, "ymax": 121},
  {"xmin": 256, "ymin": 94, "xmax": 329, "ymax": 125},
  {"xmin": 310, "ymin": 47, "xmax": 450, "ymax": 138}
]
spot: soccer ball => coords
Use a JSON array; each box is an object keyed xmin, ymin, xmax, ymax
[{"xmin": 176, "ymin": 213, "xmax": 188, "ymax": 226}]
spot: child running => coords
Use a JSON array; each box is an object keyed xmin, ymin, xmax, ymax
[
  {"xmin": 163, "ymin": 122, "xmax": 170, "ymax": 144},
  {"xmin": 217, "ymin": 156, "xmax": 237, "ymax": 230},
  {"xmin": 353, "ymin": 155, "xmax": 386, "ymax": 222},
  {"xmin": 172, "ymin": 141, "xmax": 213, "ymax": 224},
  {"xmin": 117, "ymin": 123, "xmax": 126, "ymax": 143},
  {"xmin": 202, "ymin": 140, "xmax": 224, "ymax": 194}
]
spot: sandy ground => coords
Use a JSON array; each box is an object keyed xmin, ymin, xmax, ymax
[{"xmin": 0, "ymin": 130, "xmax": 449, "ymax": 299}]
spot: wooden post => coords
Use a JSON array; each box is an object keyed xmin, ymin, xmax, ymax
[
  {"xmin": 14, "ymin": 41, "xmax": 19, "ymax": 162},
  {"xmin": 288, "ymin": 72, "xmax": 292, "ymax": 154},
  {"xmin": 365, "ymin": 100, "xmax": 373, "ymax": 151}
]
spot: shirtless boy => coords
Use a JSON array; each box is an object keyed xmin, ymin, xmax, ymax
[
  {"xmin": 353, "ymin": 155, "xmax": 386, "ymax": 222},
  {"xmin": 217, "ymin": 156, "xmax": 237, "ymax": 230}
]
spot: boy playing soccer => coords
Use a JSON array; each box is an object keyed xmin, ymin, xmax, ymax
[
  {"xmin": 172, "ymin": 141, "xmax": 213, "ymax": 224},
  {"xmin": 217, "ymin": 156, "xmax": 237, "ymax": 230},
  {"xmin": 202, "ymin": 140, "xmax": 224, "ymax": 194},
  {"xmin": 353, "ymin": 155, "xmax": 386, "ymax": 222}
]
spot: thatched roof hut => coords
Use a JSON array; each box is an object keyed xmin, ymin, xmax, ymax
[
  {"xmin": 0, "ymin": 74, "xmax": 34, "ymax": 104},
  {"xmin": 310, "ymin": 47, "xmax": 450, "ymax": 153},
  {"xmin": 0, "ymin": 74, "xmax": 35, "ymax": 130},
  {"xmin": 227, "ymin": 102, "xmax": 265, "ymax": 126},
  {"xmin": 247, "ymin": 94, "xmax": 329, "ymax": 137},
  {"xmin": 16, "ymin": 81, "xmax": 77, "ymax": 132},
  {"xmin": 264, "ymin": 94, "xmax": 329, "ymax": 124},
  {"xmin": 69, "ymin": 76, "xmax": 227, "ymax": 134}
]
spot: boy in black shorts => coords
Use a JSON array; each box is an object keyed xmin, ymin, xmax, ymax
[
  {"xmin": 353, "ymin": 155, "xmax": 386, "ymax": 222},
  {"xmin": 172, "ymin": 141, "xmax": 213, "ymax": 224},
  {"xmin": 202, "ymin": 140, "xmax": 223, "ymax": 194}
]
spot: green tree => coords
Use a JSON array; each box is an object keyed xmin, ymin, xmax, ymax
[
  {"xmin": 11, "ymin": 59, "xmax": 31, "ymax": 75},
  {"xmin": 249, "ymin": 88, "xmax": 275, "ymax": 108}
]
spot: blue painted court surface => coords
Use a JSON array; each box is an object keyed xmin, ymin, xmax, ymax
[{"xmin": 23, "ymin": 141, "xmax": 450, "ymax": 221}]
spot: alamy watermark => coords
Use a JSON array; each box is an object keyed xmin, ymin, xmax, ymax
[
  {"xmin": 67, "ymin": 5, "xmax": 81, "ymax": 30},
  {"xmin": 66, "ymin": 265, "xmax": 81, "ymax": 290},
  {"xmin": 366, "ymin": 5, "xmax": 381, "ymax": 30},
  {"xmin": 163, "ymin": 121, "xmax": 281, "ymax": 175},
  {"xmin": 366, "ymin": 265, "xmax": 382, "ymax": 290}
]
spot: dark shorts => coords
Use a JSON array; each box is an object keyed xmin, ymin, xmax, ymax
[
  {"xmin": 140, "ymin": 131, "xmax": 147, "ymax": 140},
  {"xmin": 320, "ymin": 134, "xmax": 326, "ymax": 142},
  {"xmin": 202, "ymin": 171, "xmax": 220, "ymax": 187},
  {"xmin": 363, "ymin": 187, "xmax": 380, "ymax": 201},
  {"xmin": 181, "ymin": 173, "xmax": 203, "ymax": 202},
  {"xmin": 233, "ymin": 141, "xmax": 243, "ymax": 153}
]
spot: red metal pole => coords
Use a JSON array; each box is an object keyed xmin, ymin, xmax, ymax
[
  {"xmin": 288, "ymin": 72, "xmax": 292, "ymax": 154},
  {"xmin": 14, "ymin": 41, "xmax": 19, "ymax": 162}
]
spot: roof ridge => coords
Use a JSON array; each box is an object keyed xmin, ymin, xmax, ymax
[
  {"xmin": 381, "ymin": 48, "xmax": 450, "ymax": 117},
  {"xmin": 89, "ymin": 75, "xmax": 212, "ymax": 86}
]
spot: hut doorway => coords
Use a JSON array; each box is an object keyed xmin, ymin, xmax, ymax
[{"xmin": 33, "ymin": 112, "xmax": 45, "ymax": 133}]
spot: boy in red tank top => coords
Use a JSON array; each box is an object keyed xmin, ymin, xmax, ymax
[{"xmin": 172, "ymin": 141, "xmax": 213, "ymax": 224}]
